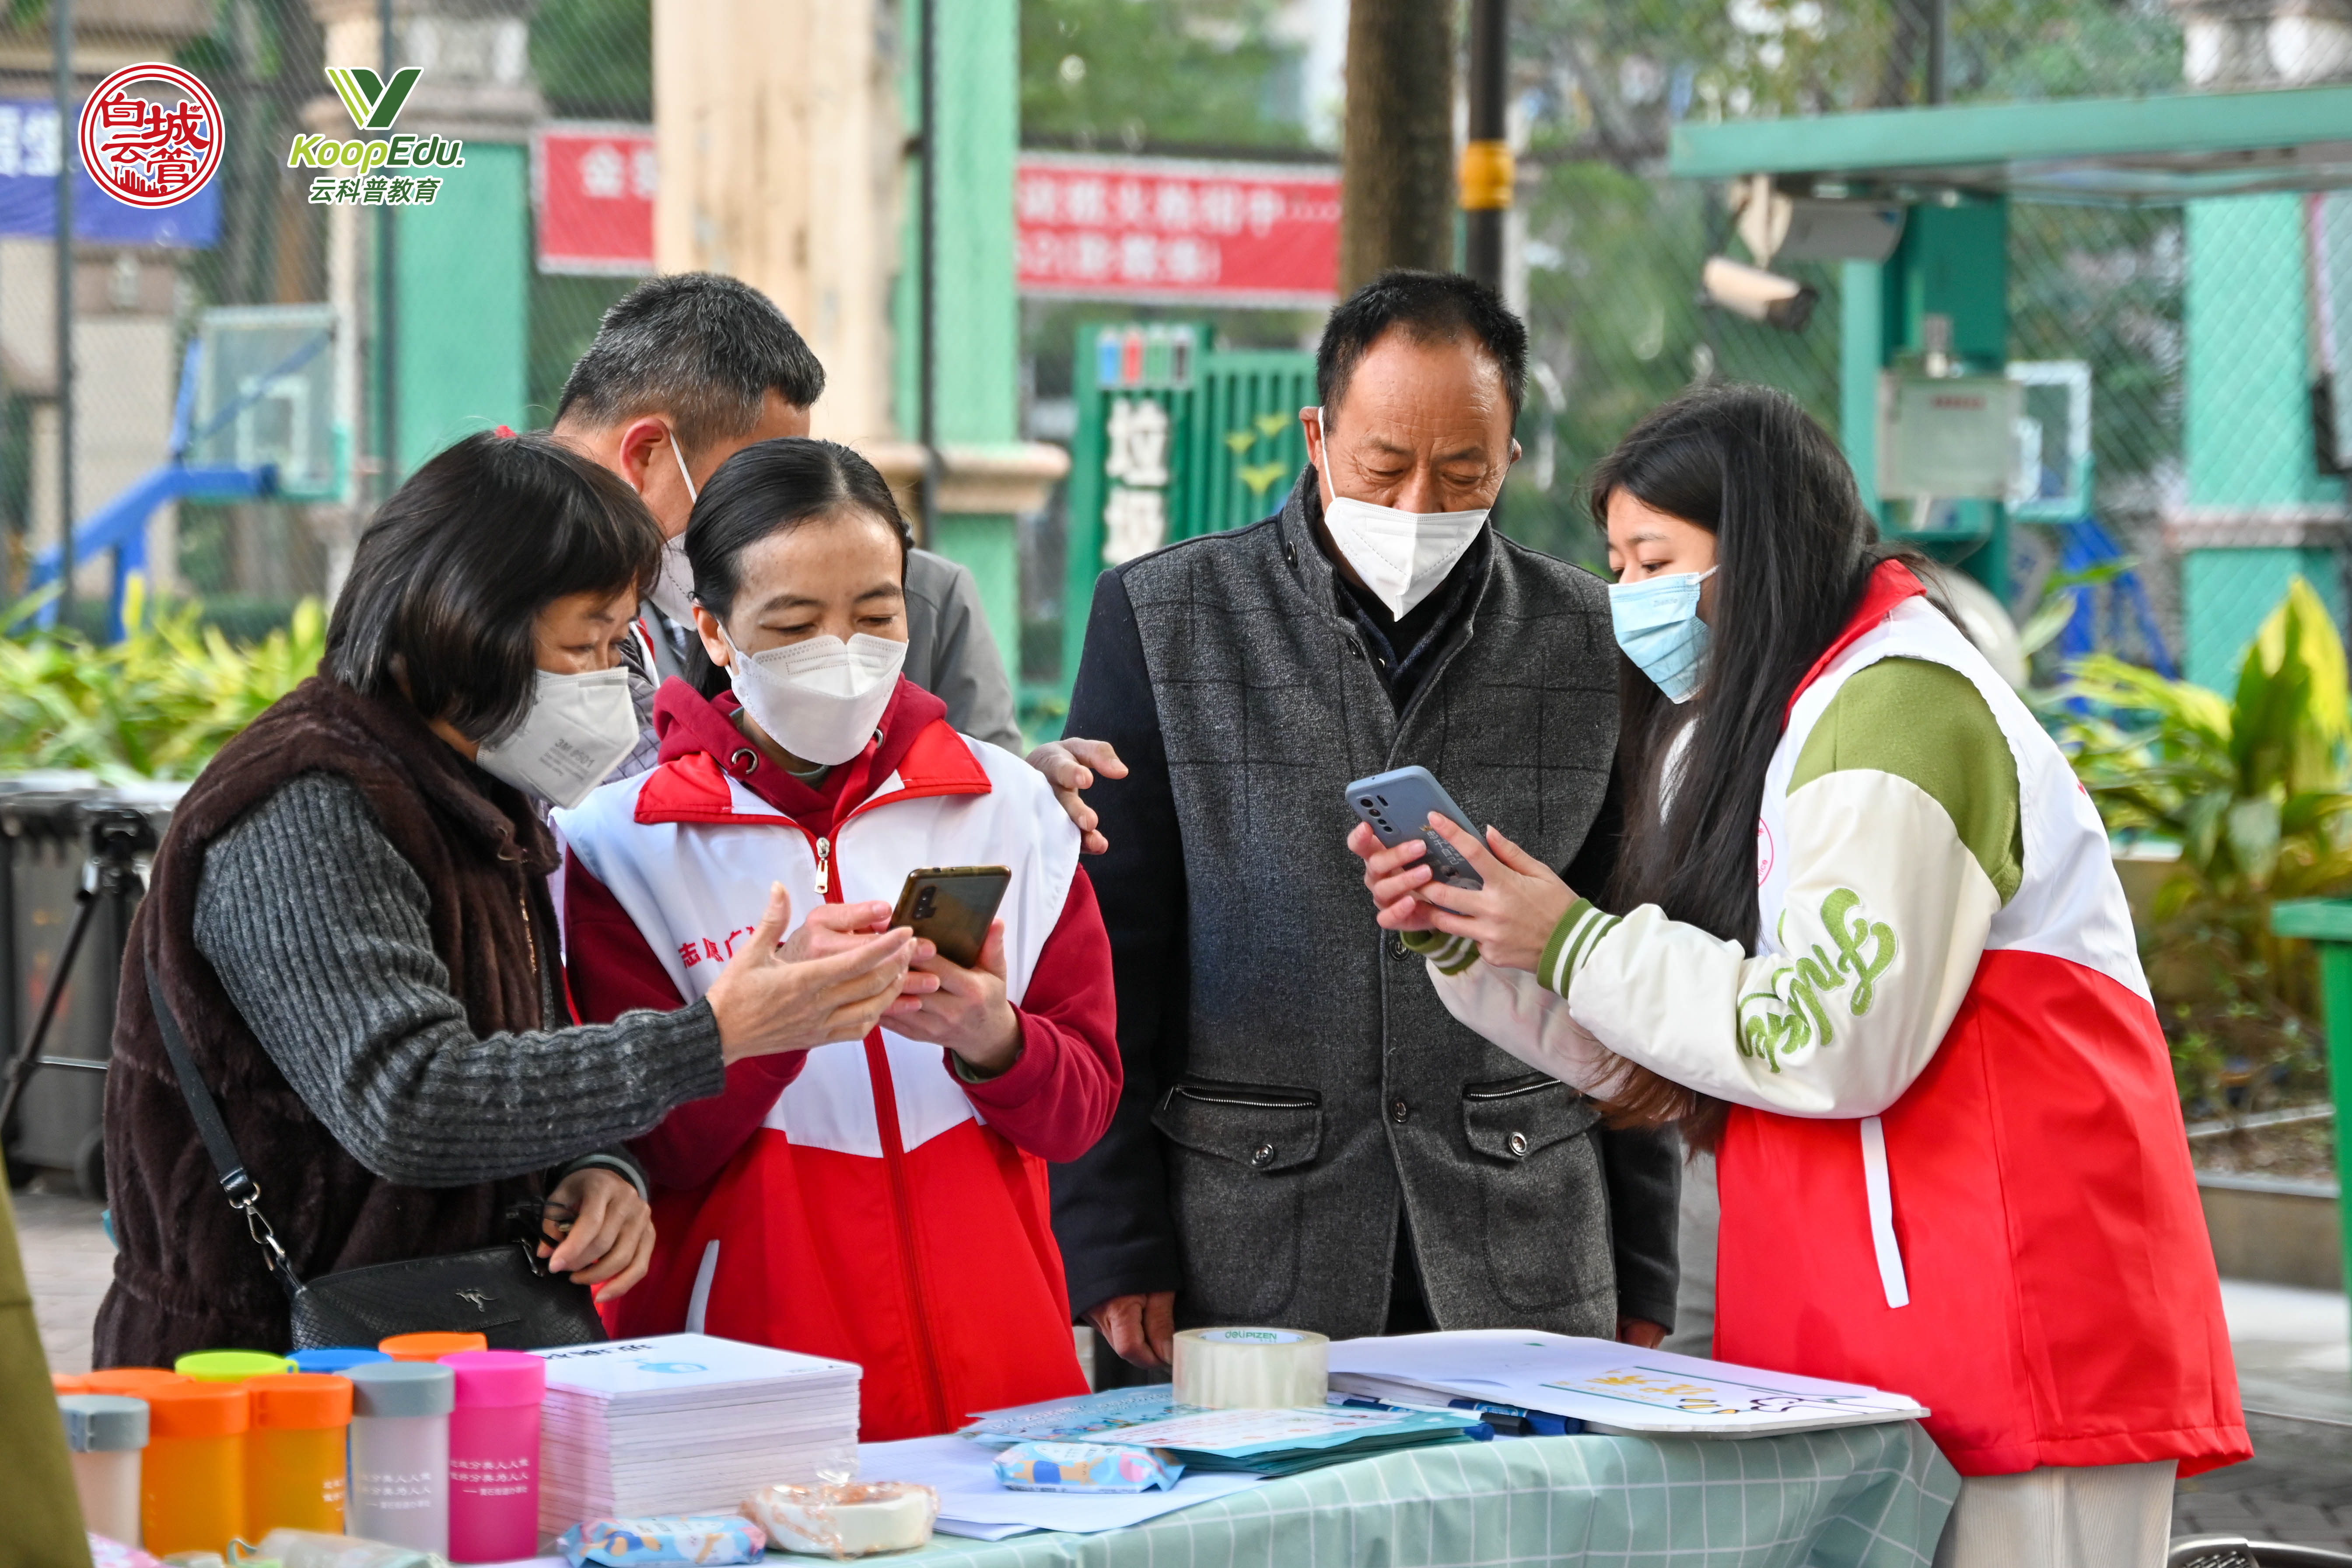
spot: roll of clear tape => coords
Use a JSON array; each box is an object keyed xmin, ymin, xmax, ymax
[{"xmin": 1171, "ymin": 1327, "xmax": 1330, "ymax": 1409}]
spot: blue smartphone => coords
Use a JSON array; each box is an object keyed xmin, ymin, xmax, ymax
[{"xmin": 1345, "ymin": 765, "xmax": 1484, "ymax": 891}]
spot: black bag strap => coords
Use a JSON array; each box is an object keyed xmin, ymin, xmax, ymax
[{"xmin": 144, "ymin": 966, "xmax": 304, "ymax": 1299}]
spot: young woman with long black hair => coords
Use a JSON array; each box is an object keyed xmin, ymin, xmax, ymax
[{"xmin": 1350, "ymin": 385, "xmax": 2245, "ymax": 1567}]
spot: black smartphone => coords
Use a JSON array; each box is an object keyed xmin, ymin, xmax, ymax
[{"xmin": 890, "ymin": 865, "xmax": 1013, "ymax": 968}]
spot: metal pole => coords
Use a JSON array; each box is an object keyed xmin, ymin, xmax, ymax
[
  {"xmin": 1462, "ymin": 0, "xmax": 1508, "ymax": 289},
  {"xmin": 1925, "ymin": 0, "xmax": 1950, "ymax": 105},
  {"xmin": 376, "ymin": 0, "xmax": 398, "ymax": 495},
  {"xmin": 916, "ymin": 0, "xmax": 939, "ymax": 548},
  {"xmin": 52, "ymin": 0, "xmax": 74, "ymax": 631}
]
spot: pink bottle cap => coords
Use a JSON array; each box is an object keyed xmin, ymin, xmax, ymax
[{"xmin": 439, "ymin": 1349, "xmax": 546, "ymax": 1407}]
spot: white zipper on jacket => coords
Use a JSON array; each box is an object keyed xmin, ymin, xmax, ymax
[{"xmin": 814, "ymin": 836, "xmax": 831, "ymax": 897}]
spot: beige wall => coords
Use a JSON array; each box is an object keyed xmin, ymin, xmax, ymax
[{"xmin": 652, "ymin": 0, "xmax": 903, "ymax": 446}]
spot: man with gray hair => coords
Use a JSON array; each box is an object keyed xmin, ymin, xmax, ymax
[
  {"xmin": 551, "ymin": 272, "xmax": 1021, "ymax": 758},
  {"xmin": 1043, "ymin": 270, "xmax": 1679, "ymax": 1374}
]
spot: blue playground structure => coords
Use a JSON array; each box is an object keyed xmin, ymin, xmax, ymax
[{"xmin": 23, "ymin": 323, "xmax": 332, "ymax": 639}]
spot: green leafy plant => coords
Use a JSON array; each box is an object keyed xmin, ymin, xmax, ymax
[
  {"xmin": 0, "ymin": 582, "xmax": 325, "ymax": 782},
  {"xmin": 2053, "ymin": 576, "xmax": 2348, "ymax": 1113}
]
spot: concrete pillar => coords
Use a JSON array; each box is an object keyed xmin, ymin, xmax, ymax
[
  {"xmin": 652, "ymin": 0, "xmax": 903, "ymax": 451},
  {"xmin": 652, "ymin": 0, "xmax": 1062, "ymax": 696}
]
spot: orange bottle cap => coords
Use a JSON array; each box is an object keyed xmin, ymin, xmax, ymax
[
  {"xmin": 246, "ymin": 1371, "xmax": 354, "ymax": 1429},
  {"xmin": 378, "ymin": 1331, "xmax": 487, "ymax": 1362},
  {"xmin": 82, "ymin": 1368, "xmax": 192, "ymax": 1398},
  {"xmin": 146, "ymin": 1379, "xmax": 249, "ymax": 1438},
  {"xmin": 51, "ymin": 1372, "xmax": 91, "ymax": 1394}
]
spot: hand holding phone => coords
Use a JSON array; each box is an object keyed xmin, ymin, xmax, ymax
[
  {"xmin": 890, "ymin": 866, "xmax": 1012, "ymax": 969},
  {"xmin": 1345, "ymin": 766, "xmax": 1485, "ymax": 892},
  {"xmin": 889, "ymin": 865, "xmax": 1022, "ymax": 1074}
]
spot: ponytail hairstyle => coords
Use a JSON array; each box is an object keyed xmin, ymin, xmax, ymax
[
  {"xmin": 682, "ymin": 437, "xmax": 913, "ymax": 699},
  {"xmin": 1587, "ymin": 383, "xmax": 1929, "ymax": 1144}
]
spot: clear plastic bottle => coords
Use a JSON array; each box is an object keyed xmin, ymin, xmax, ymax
[
  {"xmin": 346, "ymin": 1362, "xmax": 454, "ymax": 1555},
  {"xmin": 59, "ymin": 1393, "xmax": 148, "ymax": 1545},
  {"xmin": 438, "ymin": 1351, "xmax": 544, "ymax": 1563}
]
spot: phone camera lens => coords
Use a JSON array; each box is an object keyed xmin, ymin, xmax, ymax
[{"xmin": 914, "ymin": 889, "xmax": 936, "ymax": 919}]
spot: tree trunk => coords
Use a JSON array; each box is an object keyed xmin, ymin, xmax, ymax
[{"xmin": 1339, "ymin": 0, "xmax": 1457, "ymax": 293}]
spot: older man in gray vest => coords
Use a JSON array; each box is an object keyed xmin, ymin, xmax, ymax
[{"xmin": 1048, "ymin": 271, "xmax": 1679, "ymax": 1372}]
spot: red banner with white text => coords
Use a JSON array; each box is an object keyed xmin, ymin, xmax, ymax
[
  {"xmin": 1016, "ymin": 151, "xmax": 1338, "ymax": 308},
  {"xmin": 534, "ymin": 122, "xmax": 656, "ymax": 276}
]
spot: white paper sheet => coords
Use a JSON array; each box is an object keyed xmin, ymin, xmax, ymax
[
  {"xmin": 1326, "ymin": 1330, "xmax": 1929, "ymax": 1436},
  {"xmin": 860, "ymin": 1433, "xmax": 1267, "ymax": 1536}
]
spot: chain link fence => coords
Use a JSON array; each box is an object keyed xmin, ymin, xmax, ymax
[
  {"xmin": 2, "ymin": 0, "xmax": 650, "ymax": 640},
  {"xmin": 1497, "ymin": 0, "xmax": 2221, "ymax": 680}
]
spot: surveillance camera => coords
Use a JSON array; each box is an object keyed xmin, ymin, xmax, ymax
[{"xmin": 1701, "ymin": 256, "xmax": 1818, "ymax": 332}]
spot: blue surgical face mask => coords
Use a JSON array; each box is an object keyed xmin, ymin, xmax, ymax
[{"xmin": 1609, "ymin": 567, "xmax": 1716, "ymax": 704}]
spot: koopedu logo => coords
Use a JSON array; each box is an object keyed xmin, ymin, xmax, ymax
[{"xmin": 290, "ymin": 66, "xmax": 462, "ymax": 207}]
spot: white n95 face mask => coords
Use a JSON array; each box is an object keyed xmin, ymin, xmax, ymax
[
  {"xmin": 645, "ymin": 435, "xmax": 700, "ymax": 623},
  {"xmin": 1314, "ymin": 421, "xmax": 1489, "ymax": 620},
  {"xmin": 1608, "ymin": 567, "xmax": 1716, "ymax": 704},
  {"xmin": 722, "ymin": 625, "xmax": 907, "ymax": 767},
  {"xmin": 474, "ymin": 666, "xmax": 640, "ymax": 808}
]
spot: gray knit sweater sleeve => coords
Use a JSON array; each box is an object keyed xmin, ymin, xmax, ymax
[{"xmin": 192, "ymin": 771, "xmax": 727, "ymax": 1187}]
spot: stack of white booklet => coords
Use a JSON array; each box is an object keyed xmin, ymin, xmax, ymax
[
  {"xmin": 1327, "ymin": 1331, "xmax": 1928, "ymax": 1437},
  {"xmin": 533, "ymin": 1334, "xmax": 860, "ymax": 1534}
]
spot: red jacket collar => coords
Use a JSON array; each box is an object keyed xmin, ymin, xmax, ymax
[
  {"xmin": 638, "ymin": 675, "xmax": 984, "ymax": 826},
  {"xmin": 1783, "ymin": 559, "xmax": 1928, "ymax": 723}
]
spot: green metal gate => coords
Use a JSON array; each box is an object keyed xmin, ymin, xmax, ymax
[{"xmin": 1059, "ymin": 322, "xmax": 1318, "ymax": 694}]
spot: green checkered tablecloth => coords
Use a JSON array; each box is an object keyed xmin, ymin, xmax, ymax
[{"xmin": 893, "ymin": 1421, "xmax": 1960, "ymax": 1568}]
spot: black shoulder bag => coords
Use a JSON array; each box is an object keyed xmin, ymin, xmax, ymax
[{"xmin": 147, "ymin": 970, "xmax": 607, "ymax": 1352}]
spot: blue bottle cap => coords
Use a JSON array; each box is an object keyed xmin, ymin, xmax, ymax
[{"xmin": 290, "ymin": 1347, "xmax": 393, "ymax": 1375}]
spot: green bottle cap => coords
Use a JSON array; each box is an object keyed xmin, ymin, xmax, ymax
[{"xmin": 173, "ymin": 1349, "xmax": 294, "ymax": 1383}]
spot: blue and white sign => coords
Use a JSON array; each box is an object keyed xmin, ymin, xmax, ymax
[{"xmin": 0, "ymin": 99, "xmax": 219, "ymax": 247}]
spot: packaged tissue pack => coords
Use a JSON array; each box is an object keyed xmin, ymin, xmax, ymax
[
  {"xmin": 556, "ymin": 1516, "xmax": 766, "ymax": 1567},
  {"xmin": 992, "ymin": 1440, "xmax": 1183, "ymax": 1493}
]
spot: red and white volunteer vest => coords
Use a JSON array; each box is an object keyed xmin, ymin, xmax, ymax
[
  {"xmin": 1718, "ymin": 569, "xmax": 2249, "ymax": 1477},
  {"xmin": 556, "ymin": 721, "xmax": 1088, "ymax": 1439}
]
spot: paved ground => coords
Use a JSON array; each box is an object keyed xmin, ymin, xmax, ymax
[
  {"xmin": 17, "ymin": 1180, "xmax": 2352, "ymax": 1552},
  {"xmin": 14, "ymin": 1177, "xmax": 111, "ymax": 1375},
  {"xmin": 2173, "ymin": 1280, "xmax": 2352, "ymax": 1551}
]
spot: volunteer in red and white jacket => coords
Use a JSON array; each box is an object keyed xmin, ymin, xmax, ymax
[
  {"xmin": 1353, "ymin": 386, "xmax": 2246, "ymax": 1568},
  {"xmin": 556, "ymin": 437, "xmax": 1120, "ymax": 1441}
]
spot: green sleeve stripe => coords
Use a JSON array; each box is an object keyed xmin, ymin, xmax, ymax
[
  {"xmin": 1788, "ymin": 656, "xmax": 2023, "ymax": 904},
  {"xmin": 1540, "ymin": 900, "xmax": 1620, "ymax": 996},
  {"xmin": 1538, "ymin": 901, "xmax": 1586, "ymax": 992},
  {"xmin": 1401, "ymin": 928, "xmax": 1480, "ymax": 973}
]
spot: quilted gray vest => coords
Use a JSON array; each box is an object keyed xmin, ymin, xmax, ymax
[{"xmin": 1123, "ymin": 470, "xmax": 1621, "ymax": 1339}]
